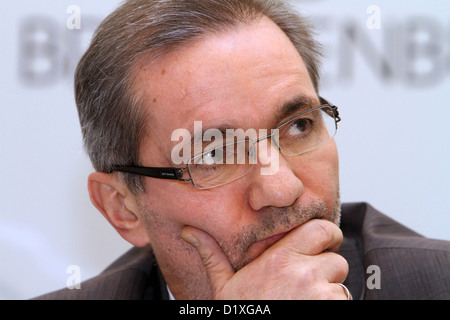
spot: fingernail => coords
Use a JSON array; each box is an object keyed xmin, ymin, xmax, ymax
[{"xmin": 181, "ymin": 232, "xmax": 199, "ymax": 247}]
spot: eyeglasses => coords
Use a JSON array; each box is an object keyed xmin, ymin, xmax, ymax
[{"xmin": 109, "ymin": 98, "xmax": 341, "ymax": 189}]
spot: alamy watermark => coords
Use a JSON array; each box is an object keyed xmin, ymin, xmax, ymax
[
  {"xmin": 66, "ymin": 265, "xmax": 81, "ymax": 289},
  {"xmin": 366, "ymin": 265, "xmax": 381, "ymax": 290},
  {"xmin": 66, "ymin": 5, "xmax": 81, "ymax": 30},
  {"xmin": 366, "ymin": 5, "xmax": 382, "ymax": 30}
]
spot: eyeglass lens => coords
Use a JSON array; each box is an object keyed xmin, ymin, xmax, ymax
[{"xmin": 188, "ymin": 106, "xmax": 337, "ymax": 189}]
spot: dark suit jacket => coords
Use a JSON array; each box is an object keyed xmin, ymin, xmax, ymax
[{"xmin": 34, "ymin": 202, "xmax": 450, "ymax": 300}]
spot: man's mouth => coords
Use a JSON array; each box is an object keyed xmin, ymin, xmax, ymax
[
  {"xmin": 246, "ymin": 230, "xmax": 290, "ymax": 261},
  {"xmin": 225, "ymin": 199, "xmax": 332, "ymax": 271}
]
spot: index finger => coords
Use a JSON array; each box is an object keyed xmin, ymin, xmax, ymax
[{"xmin": 271, "ymin": 219, "xmax": 343, "ymax": 255}]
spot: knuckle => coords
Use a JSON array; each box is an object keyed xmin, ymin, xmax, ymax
[
  {"xmin": 200, "ymin": 250, "xmax": 220, "ymax": 270},
  {"xmin": 321, "ymin": 251, "xmax": 349, "ymax": 278},
  {"xmin": 336, "ymin": 254, "xmax": 349, "ymax": 274},
  {"xmin": 315, "ymin": 219, "xmax": 335, "ymax": 239},
  {"xmin": 314, "ymin": 219, "xmax": 342, "ymax": 250},
  {"xmin": 328, "ymin": 252, "xmax": 350, "ymax": 282}
]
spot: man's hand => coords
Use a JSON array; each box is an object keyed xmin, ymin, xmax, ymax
[{"xmin": 181, "ymin": 219, "xmax": 349, "ymax": 299}]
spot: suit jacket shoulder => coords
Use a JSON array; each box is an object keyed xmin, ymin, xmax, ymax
[
  {"xmin": 33, "ymin": 246, "xmax": 168, "ymax": 300},
  {"xmin": 340, "ymin": 202, "xmax": 450, "ymax": 300}
]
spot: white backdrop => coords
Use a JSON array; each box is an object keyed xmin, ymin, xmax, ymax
[{"xmin": 1, "ymin": 0, "xmax": 448, "ymax": 299}]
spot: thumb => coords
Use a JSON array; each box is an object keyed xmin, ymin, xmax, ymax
[{"xmin": 181, "ymin": 226, "xmax": 235, "ymax": 296}]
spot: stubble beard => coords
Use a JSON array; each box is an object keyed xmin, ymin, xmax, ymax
[
  {"xmin": 221, "ymin": 194, "xmax": 342, "ymax": 271},
  {"xmin": 139, "ymin": 190, "xmax": 341, "ymax": 299}
]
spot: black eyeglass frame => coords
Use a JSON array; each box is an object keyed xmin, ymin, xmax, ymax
[{"xmin": 108, "ymin": 97, "xmax": 341, "ymax": 186}]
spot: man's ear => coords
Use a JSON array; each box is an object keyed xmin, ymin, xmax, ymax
[{"xmin": 87, "ymin": 172, "xmax": 150, "ymax": 247}]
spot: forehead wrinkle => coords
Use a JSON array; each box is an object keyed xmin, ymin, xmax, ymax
[{"xmin": 133, "ymin": 18, "xmax": 318, "ymax": 166}]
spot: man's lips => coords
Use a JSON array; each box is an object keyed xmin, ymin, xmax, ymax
[
  {"xmin": 245, "ymin": 216, "xmax": 322, "ymax": 262},
  {"xmin": 247, "ymin": 231, "xmax": 289, "ymax": 260},
  {"xmin": 259, "ymin": 232, "xmax": 288, "ymax": 247}
]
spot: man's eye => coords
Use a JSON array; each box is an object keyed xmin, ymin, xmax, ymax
[
  {"xmin": 201, "ymin": 148, "xmax": 223, "ymax": 165},
  {"xmin": 288, "ymin": 118, "xmax": 312, "ymax": 136}
]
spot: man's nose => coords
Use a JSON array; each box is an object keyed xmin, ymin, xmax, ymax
[{"xmin": 247, "ymin": 139, "xmax": 304, "ymax": 211}]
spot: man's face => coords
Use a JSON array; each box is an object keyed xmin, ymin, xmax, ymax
[{"xmin": 131, "ymin": 17, "xmax": 340, "ymax": 299}]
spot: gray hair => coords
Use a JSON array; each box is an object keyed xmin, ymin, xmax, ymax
[{"xmin": 75, "ymin": 0, "xmax": 322, "ymax": 193}]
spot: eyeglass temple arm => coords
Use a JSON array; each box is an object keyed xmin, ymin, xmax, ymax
[
  {"xmin": 109, "ymin": 165, "xmax": 190, "ymax": 181},
  {"xmin": 319, "ymin": 96, "xmax": 341, "ymax": 123}
]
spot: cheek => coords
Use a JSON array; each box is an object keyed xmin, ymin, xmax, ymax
[
  {"xmin": 140, "ymin": 179, "xmax": 248, "ymax": 242},
  {"xmin": 137, "ymin": 180, "xmax": 249, "ymax": 290},
  {"xmin": 293, "ymin": 141, "xmax": 339, "ymax": 203}
]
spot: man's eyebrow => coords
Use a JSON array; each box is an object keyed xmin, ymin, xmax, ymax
[
  {"xmin": 191, "ymin": 123, "xmax": 235, "ymax": 144},
  {"xmin": 186, "ymin": 95, "xmax": 319, "ymax": 144},
  {"xmin": 274, "ymin": 95, "xmax": 319, "ymax": 125}
]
